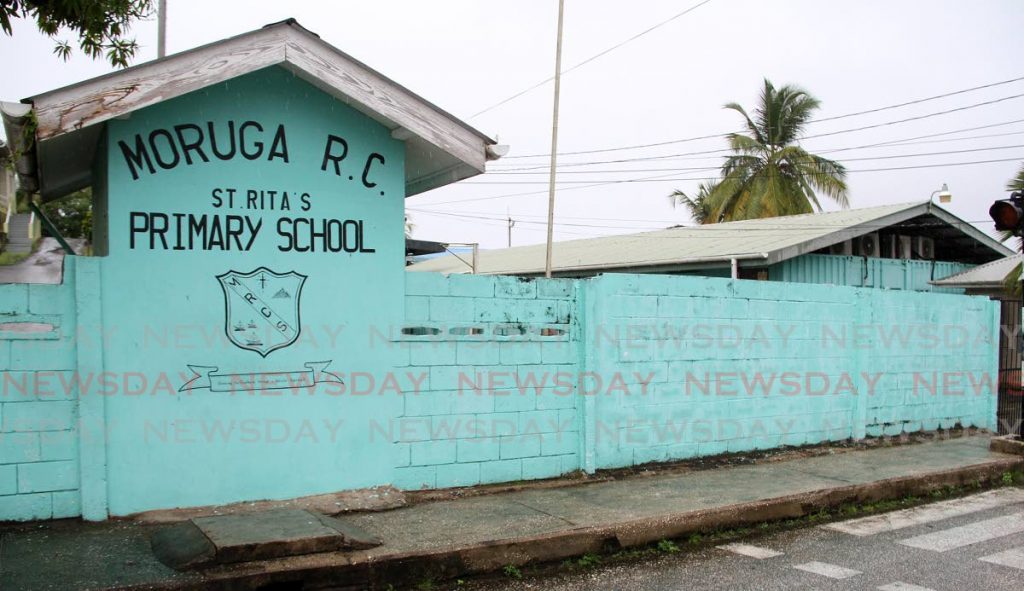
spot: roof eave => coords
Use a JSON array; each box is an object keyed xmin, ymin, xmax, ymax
[{"xmin": 17, "ymin": 19, "xmax": 498, "ymax": 201}]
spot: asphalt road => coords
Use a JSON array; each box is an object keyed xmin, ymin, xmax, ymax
[{"xmin": 477, "ymin": 487, "xmax": 1024, "ymax": 591}]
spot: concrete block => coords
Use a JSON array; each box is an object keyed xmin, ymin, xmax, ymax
[
  {"xmin": 408, "ymin": 342, "xmax": 457, "ymax": 366},
  {"xmin": 450, "ymin": 392, "xmax": 494, "ymax": 414},
  {"xmin": 405, "ymin": 296, "xmax": 430, "ymax": 322},
  {"xmin": 406, "ymin": 273, "xmax": 449, "ymax": 296},
  {"xmin": 28, "ymin": 284, "xmax": 68, "ymax": 315},
  {"xmin": 0, "ymin": 432, "xmax": 41, "ymax": 463},
  {"xmin": 499, "ymin": 342, "xmax": 542, "ymax": 365},
  {"xmin": 522, "ymin": 456, "xmax": 562, "ymax": 480},
  {"xmin": 0, "ymin": 284, "xmax": 29, "ymax": 316},
  {"xmin": 393, "ymin": 466, "xmax": 437, "ymax": 490},
  {"xmin": 518, "ymin": 409, "xmax": 562, "ymax": 433},
  {"xmin": 494, "ymin": 393, "xmax": 536, "ymax": 413},
  {"xmin": 1, "ymin": 371, "xmax": 78, "ymax": 402},
  {"xmin": 0, "ymin": 342, "xmax": 9, "ymax": 371},
  {"xmin": 393, "ymin": 442, "xmax": 411, "ymax": 467},
  {"xmin": 0, "ymin": 464, "xmax": 16, "ymax": 495},
  {"xmin": 540, "ymin": 432, "xmax": 578, "ymax": 456},
  {"xmin": 429, "ymin": 296, "xmax": 470, "ymax": 322},
  {"xmin": 18, "ymin": 460, "xmax": 78, "ymax": 493},
  {"xmin": 447, "ymin": 275, "xmax": 495, "ymax": 298},
  {"xmin": 456, "ymin": 438, "xmax": 500, "ymax": 463},
  {"xmin": 52, "ymin": 490, "xmax": 82, "ymax": 518},
  {"xmin": 535, "ymin": 391, "xmax": 575, "ymax": 410},
  {"xmin": 456, "ymin": 341, "xmax": 500, "ymax": 365},
  {"xmin": 499, "ymin": 434, "xmax": 542, "ymax": 459},
  {"xmin": 536, "ymin": 279, "xmax": 574, "ymax": 300},
  {"xmin": 541, "ymin": 341, "xmax": 576, "ymax": 365},
  {"xmin": 410, "ymin": 440, "xmax": 457, "ymax": 466},
  {"xmin": 560, "ymin": 453, "xmax": 580, "ymax": 473},
  {"xmin": 40, "ymin": 430, "xmax": 78, "ymax": 461},
  {"xmin": 404, "ymin": 390, "xmax": 454, "ymax": 417},
  {"xmin": 479, "ymin": 459, "xmax": 522, "ymax": 484},
  {"xmin": 2, "ymin": 401, "xmax": 76, "ymax": 432},
  {"xmin": 9, "ymin": 340, "xmax": 76, "ymax": 371},
  {"xmin": 493, "ymin": 276, "xmax": 536, "ymax": 299},
  {"xmin": 0, "ymin": 492, "xmax": 51, "ymax": 521},
  {"xmin": 435, "ymin": 462, "xmax": 481, "ymax": 488}
]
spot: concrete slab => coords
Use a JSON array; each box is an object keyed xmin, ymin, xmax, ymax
[
  {"xmin": 151, "ymin": 508, "xmax": 382, "ymax": 571},
  {"xmin": 0, "ymin": 238, "xmax": 85, "ymax": 285}
]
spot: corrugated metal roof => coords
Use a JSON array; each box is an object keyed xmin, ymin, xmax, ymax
[
  {"xmin": 931, "ymin": 254, "xmax": 1021, "ymax": 287},
  {"xmin": 409, "ymin": 201, "xmax": 1012, "ymax": 275}
]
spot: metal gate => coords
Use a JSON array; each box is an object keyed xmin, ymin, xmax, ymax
[{"xmin": 997, "ymin": 298, "xmax": 1023, "ymax": 436}]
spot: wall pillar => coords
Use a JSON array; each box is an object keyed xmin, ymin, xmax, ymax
[{"xmin": 75, "ymin": 257, "xmax": 108, "ymax": 521}]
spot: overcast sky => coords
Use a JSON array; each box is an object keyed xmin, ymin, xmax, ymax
[{"xmin": 3, "ymin": 0, "xmax": 1024, "ymax": 249}]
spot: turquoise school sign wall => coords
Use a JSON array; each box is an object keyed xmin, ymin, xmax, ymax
[{"xmin": 98, "ymin": 67, "xmax": 407, "ymax": 514}]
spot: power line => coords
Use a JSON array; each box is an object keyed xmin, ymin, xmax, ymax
[
  {"xmin": 471, "ymin": 0, "xmax": 716, "ymax": 118},
  {"xmin": 420, "ymin": 155, "xmax": 1024, "ymax": 205},
  {"xmin": 487, "ymin": 118, "xmax": 1024, "ymax": 172},
  {"xmin": 500, "ymin": 80, "xmax": 1024, "ymax": 159},
  {"xmin": 463, "ymin": 155, "xmax": 1024, "ymax": 185},
  {"xmin": 480, "ymin": 144, "xmax": 1024, "ymax": 175}
]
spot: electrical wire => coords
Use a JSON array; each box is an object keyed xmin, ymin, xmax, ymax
[{"xmin": 471, "ymin": 0, "xmax": 716, "ymax": 118}]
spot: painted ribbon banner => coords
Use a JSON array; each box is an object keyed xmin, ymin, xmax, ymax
[{"xmin": 179, "ymin": 361, "xmax": 343, "ymax": 393}]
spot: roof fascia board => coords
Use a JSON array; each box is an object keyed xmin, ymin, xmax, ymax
[
  {"xmin": 280, "ymin": 26, "xmax": 487, "ymax": 172},
  {"xmin": 30, "ymin": 27, "xmax": 289, "ymax": 140}
]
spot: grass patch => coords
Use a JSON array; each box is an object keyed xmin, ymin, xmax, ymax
[{"xmin": 0, "ymin": 251, "xmax": 29, "ymax": 266}]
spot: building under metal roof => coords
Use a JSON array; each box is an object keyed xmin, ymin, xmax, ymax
[
  {"xmin": 409, "ymin": 201, "xmax": 1012, "ymax": 277},
  {"xmin": 931, "ymin": 254, "xmax": 1021, "ymax": 294}
]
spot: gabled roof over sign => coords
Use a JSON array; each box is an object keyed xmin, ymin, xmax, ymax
[
  {"xmin": 409, "ymin": 201, "xmax": 1014, "ymax": 276},
  {"xmin": 2, "ymin": 19, "xmax": 501, "ymax": 201}
]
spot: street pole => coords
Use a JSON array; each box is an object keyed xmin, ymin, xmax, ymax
[
  {"xmin": 543, "ymin": 0, "xmax": 565, "ymax": 279},
  {"xmin": 507, "ymin": 212, "xmax": 515, "ymax": 248},
  {"xmin": 157, "ymin": 0, "xmax": 167, "ymax": 58}
]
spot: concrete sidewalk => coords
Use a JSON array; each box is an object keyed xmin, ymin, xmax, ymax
[{"xmin": 1, "ymin": 435, "xmax": 1021, "ymax": 591}]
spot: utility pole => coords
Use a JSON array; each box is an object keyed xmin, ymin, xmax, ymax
[
  {"xmin": 507, "ymin": 211, "xmax": 516, "ymax": 248},
  {"xmin": 543, "ymin": 0, "xmax": 565, "ymax": 278},
  {"xmin": 157, "ymin": 0, "xmax": 167, "ymax": 58}
]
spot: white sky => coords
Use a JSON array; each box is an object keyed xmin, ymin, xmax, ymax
[{"xmin": 2, "ymin": 0, "xmax": 1024, "ymax": 249}]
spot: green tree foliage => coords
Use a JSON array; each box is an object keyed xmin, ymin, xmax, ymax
[
  {"xmin": 669, "ymin": 181, "xmax": 716, "ymax": 224},
  {"xmin": 0, "ymin": 1, "xmax": 153, "ymax": 67},
  {"xmin": 680, "ymin": 79, "xmax": 849, "ymax": 222},
  {"xmin": 41, "ymin": 189, "xmax": 92, "ymax": 239}
]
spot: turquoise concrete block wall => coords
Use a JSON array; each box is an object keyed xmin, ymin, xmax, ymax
[
  {"xmin": 96, "ymin": 66, "xmax": 406, "ymax": 516},
  {"xmin": 0, "ymin": 258, "xmax": 81, "ymax": 521},
  {"xmin": 586, "ymin": 273, "xmax": 998, "ymax": 469},
  {"xmin": 393, "ymin": 273, "xmax": 581, "ymax": 489}
]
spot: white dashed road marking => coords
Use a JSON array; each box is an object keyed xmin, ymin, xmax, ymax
[
  {"xmin": 792, "ymin": 561, "xmax": 862, "ymax": 579},
  {"xmin": 979, "ymin": 546, "xmax": 1024, "ymax": 570},
  {"xmin": 716, "ymin": 543, "xmax": 783, "ymax": 559},
  {"xmin": 824, "ymin": 488, "xmax": 1024, "ymax": 536},
  {"xmin": 898, "ymin": 512, "xmax": 1024, "ymax": 552},
  {"xmin": 877, "ymin": 583, "xmax": 938, "ymax": 591}
]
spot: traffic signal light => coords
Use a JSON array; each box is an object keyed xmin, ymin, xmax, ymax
[{"xmin": 989, "ymin": 191, "xmax": 1024, "ymax": 234}]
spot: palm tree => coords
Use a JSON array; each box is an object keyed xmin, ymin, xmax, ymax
[
  {"xmin": 668, "ymin": 181, "xmax": 717, "ymax": 224},
  {"xmin": 703, "ymin": 79, "xmax": 849, "ymax": 222}
]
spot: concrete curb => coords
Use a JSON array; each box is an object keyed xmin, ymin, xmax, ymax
[
  {"xmin": 990, "ymin": 435, "xmax": 1024, "ymax": 456},
  {"xmin": 126, "ymin": 454, "xmax": 1022, "ymax": 591}
]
